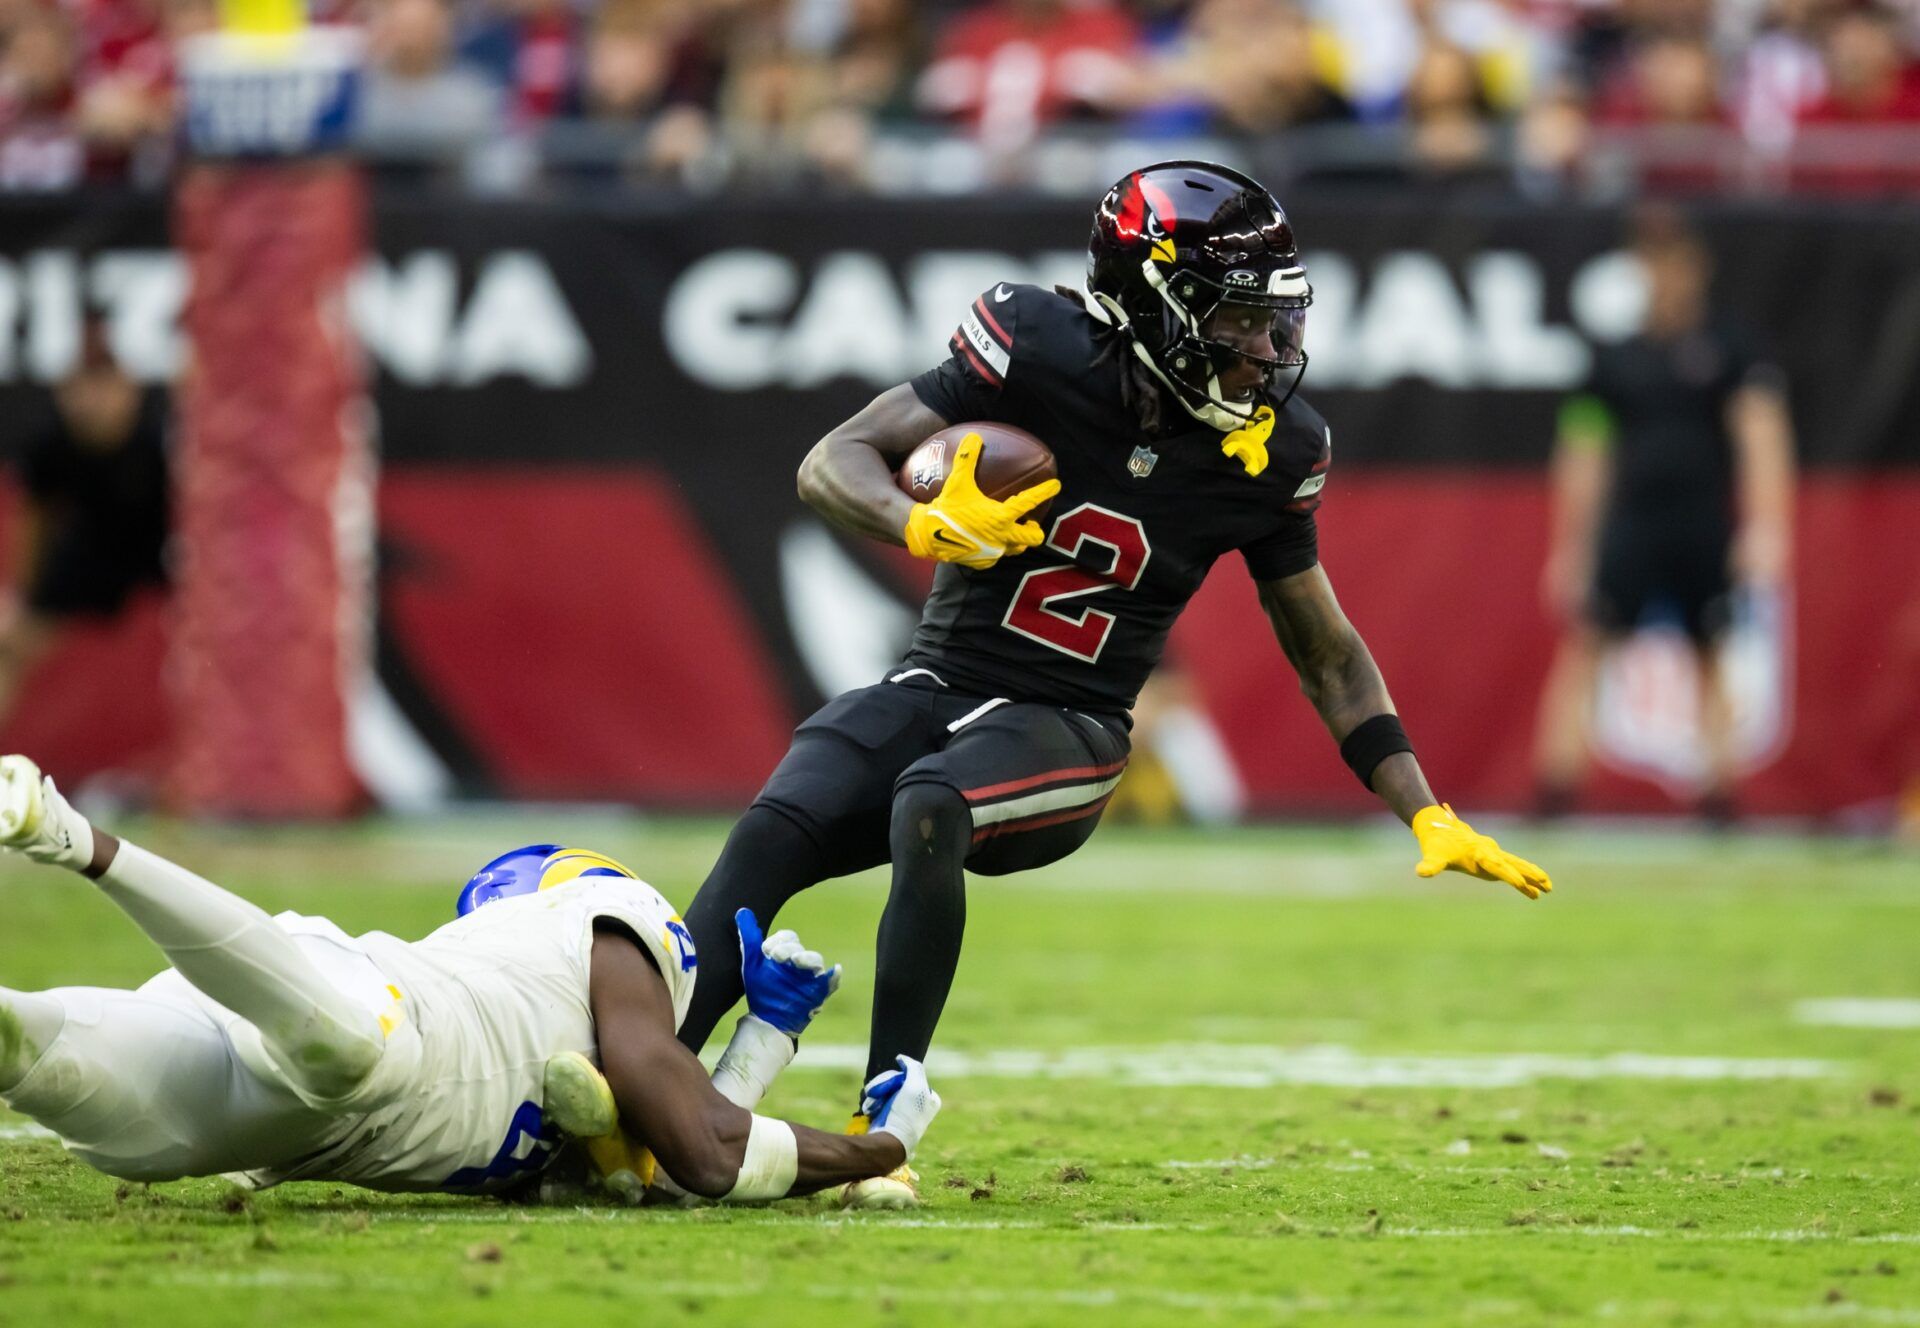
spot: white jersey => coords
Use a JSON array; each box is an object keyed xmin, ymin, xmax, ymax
[{"xmin": 209, "ymin": 876, "xmax": 697, "ymax": 1193}]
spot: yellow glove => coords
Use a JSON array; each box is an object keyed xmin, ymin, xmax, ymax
[
  {"xmin": 543, "ymin": 1050, "xmax": 660, "ymax": 1204},
  {"xmin": 903, "ymin": 433, "xmax": 1061, "ymax": 570},
  {"xmin": 1412, "ymin": 803, "xmax": 1553, "ymax": 899},
  {"xmin": 1220, "ymin": 405, "xmax": 1276, "ymax": 477},
  {"xmin": 581, "ymin": 1130, "xmax": 656, "ymax": 1206}
]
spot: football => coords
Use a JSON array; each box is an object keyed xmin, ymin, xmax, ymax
[{"xmin": 896, "ymin": 422, "xmax": 1057, "ymax": 522}]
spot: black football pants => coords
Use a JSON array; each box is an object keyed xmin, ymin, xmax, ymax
[{"xmin": 676, "ymin": 671, "xmax": 1130, "ymax": 1085}]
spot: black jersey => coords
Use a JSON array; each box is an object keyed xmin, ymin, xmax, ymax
[
  {"xmin": 21, "ymin": 388, "xmax": 170, "ymax": 560},
  {"xmin": 903, "ymin": 283, "xmax": 1331, "ymax": 717},
  {"xmin": 1583, "ymin": 319, "xmax": 1783, "ymax": 532}
]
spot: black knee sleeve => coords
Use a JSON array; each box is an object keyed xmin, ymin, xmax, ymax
[
  {"xmin": 867, "ymin": 782, "xmax": 972, "ymax": 1083},
  {"xmin": 889, "ymin": 780, "xmax": 972, "ymax": 861}
]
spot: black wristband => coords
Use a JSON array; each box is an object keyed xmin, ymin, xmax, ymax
[{"xmin": 1340, "ymin": 714, "xmax": 1414, "ymax": 790}]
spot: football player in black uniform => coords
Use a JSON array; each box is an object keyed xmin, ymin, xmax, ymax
[{"xmin": 675, "ymin": 162, "xmax": 1553, "ymax": 1206}]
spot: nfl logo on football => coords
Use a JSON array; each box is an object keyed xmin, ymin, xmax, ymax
[{"xmin": 911, "ymin": 441, "xmax": 947, "ymax": 490}]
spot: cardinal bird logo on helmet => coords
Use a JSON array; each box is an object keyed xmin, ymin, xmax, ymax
[{"xmin": 1114, "ymin": 172, "xmax": 1182, "ymax": 266}]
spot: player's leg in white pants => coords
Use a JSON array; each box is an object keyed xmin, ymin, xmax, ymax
[
  {"xmin": 91, "ymin": 841, "xmax": 387, "ymax": 1105},
  {"xmin": 0, "ymin": 982, "xmax": 328, "ymax": 1181},
  {"xmin": 1, "ymin": 757, "xmax": 387, "ymax": 1111}
]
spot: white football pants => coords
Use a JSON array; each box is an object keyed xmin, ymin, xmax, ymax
[{"xmin": 0, "ymin": 840, "xmax": 389, "ymax": 1181}]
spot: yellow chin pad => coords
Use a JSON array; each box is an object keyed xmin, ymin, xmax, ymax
[
  {"xmin": 538, "ymin": 848, "xmax": 639, "ymax": 890},
  {"xmin": 1220, "ymin": 406, "xmax": 1276, "ymax": 477}
]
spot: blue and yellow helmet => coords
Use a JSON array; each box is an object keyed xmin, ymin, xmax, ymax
[{"xmin": 457, "ymin": 844, "xmax": 641, "ymax": 916}]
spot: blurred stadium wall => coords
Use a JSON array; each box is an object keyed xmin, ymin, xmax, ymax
[{"xmin": 0, "ymin": 191, "xmax": 1915, "ymax": 818}]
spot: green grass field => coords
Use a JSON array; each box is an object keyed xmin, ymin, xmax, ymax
[{"xmin": 2, "ymin": 815, "xmax": 1916, "ymax": 1326}]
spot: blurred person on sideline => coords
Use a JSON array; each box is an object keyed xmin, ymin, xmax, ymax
[
  {"xmin": 1514, "ymin": 76, "xmax": 1591, "ymax": 195},
  {"xmin": 1404, "ymin": 38, "xmax": 1496, "ymax": 173},
  {"xmin": 1408, "ymin": 0, "xmax": 1545, "ymax": 113},
  {"xmin": 0, "ymin": 320, "xmax": 168, "ymax": 727},
  {"xmin": 1532, "ymin": 208, "xmax": 1796, "ymax": 822},
  {"xmin": 1593, "ymin": 30, "xmax": 1729, "ymax": 190},
  {"xmin": 1799, "ymin": 4, "xmax": 1920, "ymax": 124},
  {"xmin": 456, "ymin": 0, "xmax": 583, "ymax": 126},
  {"xmin": 1127, "ymin": 0, "xmax": 1354, "ymax": 136},
  {"xmin": 578, "ymin": 0, "xmax": 724, "ymax": 182},
  {"xmin": 0, "ymin": 2, "xmax": 83, "ymax": 190},
  {"xmin": 359, "ymin": 0, "xmax": 508, "ymax": 170},
  {"xmin": 916, "ymin": 0, "xmax": 1137, "ymax": 152},
  {"xmin": 1596, "ymin": 29, "xmax": 1725, "ymax": 126},
  {"xmin": 1731, "ymin": 0, "xmax": 1835, "ymax": 153},
  {"xmin": 720, "ymin": 0, "xmax": 922, "ymax": 185},
  {"xmin": 1791, "ymin": 5, "xmax": 1920, "ymax": 191},
  {"xmin": 1301, "ymin": 0, "xmax": 1420, "ymax": 120},
  {"xmin": 1300, "ymin": 0, "xmax": 1537, "ymax": 123},
  {"xmin": 67, "ymin": 0, "xmax": 209, "ymax": 183}
]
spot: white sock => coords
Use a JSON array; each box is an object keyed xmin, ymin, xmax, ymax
[
  {"xmin": 97, "ymin": 842, "xmax": 384, "ymax": 1102},
  {"xmin": 0, "ymin": 988, "xmax": 65, "ymax": 1092},
  {"xmin": 711, "ymin": 1015, "xmax": 796, "ymax": 1111}
]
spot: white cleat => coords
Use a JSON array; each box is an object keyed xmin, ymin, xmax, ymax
[
  {"xmin": 839, "ymin": 1110, "xmax": 922, "ymax": 1209},
  {"xmin": 842, "ymin": 1163, "xmax": 921, "ymax": 1210},
  {"xmin": 542, "ymin": 1050, "xmax": 618, "ymax": 1140},
  {"xmin": 0, "ymin": 756, "xmax": 91, "ymax": 871}
]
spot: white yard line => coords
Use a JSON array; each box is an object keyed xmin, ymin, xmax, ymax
[
  {"xmin": 1388, "ymin": 1226, "xmax": 1920, "ymax": 1245},
  {"xmin": 353, "ymin": 1209, "xmax": 1920, "ymax": 1246},
  {"xmin": 793, "ymin": 1042, "xmax": 1836, "ymax": 1089},
  {"xmin": 1795, "ymin": 999, "xmax": 1920, "ymax": 1029},
  {"xmin": 1599, "ymin": 1304, "xmax": 1920, "ymax": 1326},
  {"xmin": 802, "ymin": 1219, "xmax": 1920, "ymax": 1245}
]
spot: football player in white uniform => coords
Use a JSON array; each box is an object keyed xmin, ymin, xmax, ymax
[{"xmin": 0, "ymin": 756, "xmax": 939, "ymax": 1202}]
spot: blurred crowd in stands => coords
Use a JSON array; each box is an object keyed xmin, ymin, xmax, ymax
[{"xmin": 3, "ymin": 0, "xmax": 1919, "ymax": 193}]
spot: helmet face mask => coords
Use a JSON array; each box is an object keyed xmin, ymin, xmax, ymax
[
  {"xmin": 1087, "ymin": 160, "xmax": 1313, "ymax": 431},
  {"xmin": 1177, "ymin": 294, "xmax": 1309, "ymax": 411}
]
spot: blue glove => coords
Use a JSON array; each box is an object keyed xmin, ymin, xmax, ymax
[
  {"xmin": 736, "ymin": 908, "xmax": 842, "ymax": 1038},
  {"xmin": 860, "ymin": 1056, "xmax": 941, "ymax": 1158}
]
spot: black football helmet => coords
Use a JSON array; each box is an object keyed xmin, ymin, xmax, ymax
[{"xmin": 1087, "ymin": 160, "xmax": 1311, "ymax": 431}]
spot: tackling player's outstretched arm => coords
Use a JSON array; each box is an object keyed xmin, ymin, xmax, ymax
[
  {"xmin": 587, "ymin": 927, "xmax": 922, "ymax": 1199},
  {"xmin": 1257, "ymin": 568, "xmax": 1553, "ymax": 900},
  {"xmin": 796, "ymin": 384, "xmax": 951, "ymax": 546}
]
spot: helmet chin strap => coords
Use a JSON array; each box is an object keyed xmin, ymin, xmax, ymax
[
  {"xmin": 1130, "ymin": 342, "xmax": 1248, "ymax": 432},
  {"xmin": 1091, "ymin": 283, "xmax": 1260, "ymax": 433}
]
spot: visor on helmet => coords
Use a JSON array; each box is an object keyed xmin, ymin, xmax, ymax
[{"xmin": 1198, "ymin": 302, "xmax": 1309, "ymax": 371}]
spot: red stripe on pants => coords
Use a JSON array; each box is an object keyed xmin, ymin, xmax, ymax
[{"xmin": 962, "ymin": 759, "xmax": 1128, "ymax": 803}]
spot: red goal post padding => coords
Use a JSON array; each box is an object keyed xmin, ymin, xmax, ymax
[{"xmin": 169, "ymin": 162, "xmax": 371, "ymax": 817}]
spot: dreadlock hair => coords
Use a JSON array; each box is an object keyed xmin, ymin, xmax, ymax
[{"xmin": 1063, "ymin": 285, "xmax": 1167, "ymax": 435}]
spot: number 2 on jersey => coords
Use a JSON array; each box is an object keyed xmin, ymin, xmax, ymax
[{"xmin": 1002, "ymin": 503, "xmax": 1151, "ymax": 663}]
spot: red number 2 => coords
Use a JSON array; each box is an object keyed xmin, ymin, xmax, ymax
[{"xmin": 1002, "ymin": 503, "xmax": 1151, "ymax": 663}]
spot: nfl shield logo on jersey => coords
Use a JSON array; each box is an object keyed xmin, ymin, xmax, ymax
[{"xmin": 1127, "ymin": 445, "xmax": 1158, "ymax": 478}]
